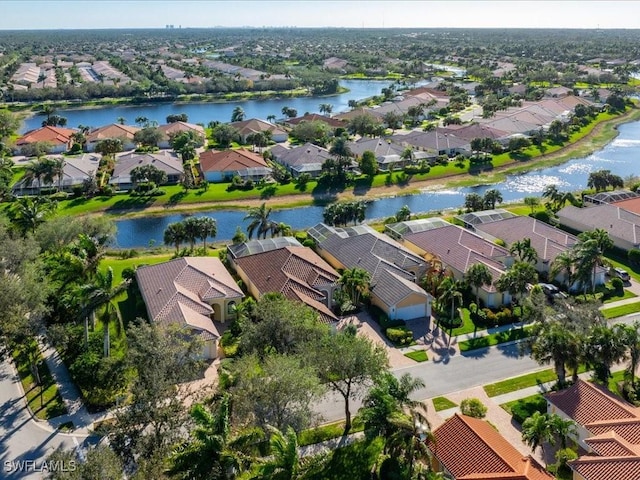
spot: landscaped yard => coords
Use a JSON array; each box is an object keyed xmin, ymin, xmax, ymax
[
  {"xmin": 603, "ymin": 289, "xmax": 637, "ymax": 304},
  {"xmin": 298, "ymin": 418, "xmax": 364, "ymax": 447},
  {"xmin": 601, "ymin": 301, "xmax": 640, "ymax": 319},
  {"xmin": 303, "ymin": 437, "xmax": 384, "ymax": 480},
  {"xmin": 432, "ymin": 396, "xmax": 457, "ymax": 412},
  {"xmin": 501, "ymin": 394, "xmax": 547, "ymax": 424},
  {"xmin": 13, "ymin": 340, "xmax": 68, "ymax": 420},
  {"xmin": 483, "ymin": 365, "xmax": 589, "ymax": 397},
  {"xmin": 458, "ymin": 325, "xmax": 533, "ymax": 352},
  {"xmin": 403, "ymin": 350, "xmax": 428, "ymax": 362}
]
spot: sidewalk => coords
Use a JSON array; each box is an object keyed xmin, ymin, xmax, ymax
[{"xmin": 35, "ymin": 335, "xmax": 108, "ymax": 434}]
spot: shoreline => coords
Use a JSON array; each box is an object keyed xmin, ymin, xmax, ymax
[{"xmin": 107, "ymin": 106, "xmax": 640, "ymax": 219}]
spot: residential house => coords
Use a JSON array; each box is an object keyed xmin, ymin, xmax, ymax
[
  {"xmin": 347, "ymin": 137, "xmax": 410, "ymax": 171},
  {"xmin": 12, "ymin": 153, "xmax": 101, "ymax": 195},
  {"xmin": 229, "ymin": 118, "xmax": 288, "ymax": 143},
  {"xmin": 557, "ymin": 204, "xmax": 640, "ymax": 251},
  {"xmin": 545, "ymin": 85, "xmax": 574, "ymax": 98},
  {"xmin": 285, "ymin": 113, "xmax": 345, "ymax": 129},
  {"xmin": 441, "ymin": 123, "xmax": 511, "ymax": 146},
  {"xmin": 391, "ymin": 129, "xmax": 470, "ymax": 157},
  {"xmin": 270, "ymin": 143, "xmax": 332, "ymax": 178},
  {"xmin": 583, "ymin": 190, "xmax": 640, "ymax": 206},
  {"xmin": 386, "ymin": 218, "xmax": 512, "ymax": 308},
  {"xmin": 428, "ymin": 413, "xmax": 553, "ymax": 480},
  {"xmin": 198, "ymin": 149, "xmax": 271, "ymax": 182},
  {"xmin": 228, "ymin": 237, "xmax": 340, "ymax": 323},
  {"xmin": 15, "ymin": 126, "xmax": 77, "ymax": 154},
  {"xmin": 110, "ymin": 150, "xmax": 183, "ymax": 190},
  {"xmin": 85, "ymin": 123, "xmax": 140, "ymax": 152},
  {"xmin": 157, "ymin": 121, "xmax": 206, "ymax": 149},
  {"xmin": 308, "ymin": 223, "xmax": 432, "ymax": 320},
  {"xmin": 546, "ymin": 379, "xmax": 640, "ymax": 479},
  {"xmin": 323, "ymin": 57, "xmax": 348, "ymax": 71},
  {"xmin": 136, "ymin": 257, "xmax": 245, "ymax": 359}
]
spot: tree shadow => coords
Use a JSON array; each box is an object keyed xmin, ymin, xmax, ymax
[
  {"xmin": 352, "ymin": 176, "xmax": 373, "ymax": 196},
  {"xmin": 508, "ymin": 152, "xmax": 532, "ymax": 162},
  {"xmin": 166, "ymin": 190, "xmax": 188, "ymax": 206},
  {"xmin": 468, "ymin": 163, "xmax": 494, "ymax": 175},
  {"xmin": 260, "ymin": 185, "xmax": 278, "ymax": 199},
  {"xmin": 105, "ymin": 196, "xmax": 155, "ymax": 213}
]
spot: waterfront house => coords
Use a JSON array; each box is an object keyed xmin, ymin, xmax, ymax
[
  {"xmin": 198, "ymin": 149, "xmax": 271, "ymax": 183},
  {"xmin": 15, "ymin": 126, "xmax": 77, "ymax": 154},
  {"xmin": 229, "ymin": 118, "xmax": 288, "ymax": 143},
  {"xmin": 157, "ymin": 121, "xmax": 206, "ymax": 149},
  {"xmin": 136, "ymin": 257, "xmax": 245, "ymax": 359},
  {"xmin": 270, "ymin": 143, "xmax": 332, "ymax": 178},
  {"xmin": 110, "ymin": 150, "xmax": 183, "ymax": 190},
  {"xmin": 12, "ymin": 153, "xmax": 101, "ymax": 195},
  {"xmin": 85, "ymin": 123, "xmax": 140, "ymax": 152},
  {"xmin": 228, "ymin": 237, "xmax": 340, "ymax": 323},
  {"xmin": 308, "ymin": 223, "xmax": 432, "ymax": 320}
]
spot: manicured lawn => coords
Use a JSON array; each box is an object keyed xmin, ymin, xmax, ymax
[
  {"xmin": 101, "ymin": 253, "xmax": 174, "ymax": 284},
  {"xmin": 609, "ymin": 369, "xmax": 627, "ymax": 396},
  {"xmin": 501, "ymin": 394, "xmax": 547, "ymax": 424},
  {"xmin": 404, "ymin": 350, "xmax": 428, "ymax": 362},
  {"xmin": 458, "ymin": 325, "xmax": 533, "ymax": 352},
  {"xmin": 432, "ymin": 396, "xmax": 457, "ymax": 412},
  {"xmin": 484, "ymin": 365, "xmax": 588, "ymax": 397},
  {"xmin": 13, "ymin": 340, "xmax": 68, "ymax": 420},
  {"xmin": 601, "ymin": 301, "xmax": 640, "ymax": 319},
  {"xmin": 298, "ymin": 418, "xmax": 364, "ymax": 447},
  {"xmin": 603, "ymin": 289, "xmax": 637, "ymax": 304},
  {"xmin": 436, "ymin": 308, "xmax": 486, "ymax": 337}
]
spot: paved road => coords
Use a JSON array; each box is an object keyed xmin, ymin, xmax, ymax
[
  {"xmin": 315, "ymin": 341, "xmax": 542, "ymax": 423},
  {"xmin": 0, "ymin": 359, "xmax": 96, "ymax": 480}
]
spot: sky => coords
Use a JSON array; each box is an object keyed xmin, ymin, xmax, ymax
[{"xmin": 2, "ymin": 0, "xmax": 640, "ymax": 30}]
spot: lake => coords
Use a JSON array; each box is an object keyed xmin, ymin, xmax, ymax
[
  {"xmin": 114, "ymin": 120, "xmax": 640, "ymax": 248},
  {"xmin": 22, "ymin": 80, "xmax": 393, "ymax": 132}
]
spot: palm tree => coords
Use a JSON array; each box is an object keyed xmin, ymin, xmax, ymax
[
  {"xmin": 483, "ymin": 189, "xmax": 503, "ymax": 209},
  {"xmin": 116, "ymin": 116, "xmax": 126, "ymax": 125},
  {"xmin": 587, "ymin": 324, "xmax": 628, "ymax": 385},
  {"xmin": 464, "ymin": 262, "xmax": 492, "ymax": 308},
  {"xmin": 198, "ymin": 217, "xmax": 217, "ymax": 250},
  {"xmin": 266, "ymin": 114, "xmax": 276, "ymax": 124},
  {"xmin": 623, "ymin": 321, "xmax": 640, "ymax": 390},
  {"xmin": 164, "ymin": 222, "xmax": 187, "ymax": 253},
  {"xmin": 319, "ymin": 103, "xmax": 333, "ymax": 116},
  {"xmin": 386, "ymin": 409, "xmax": 434, "ymax": 479},
  {"xmin": 495, "ymin": 261, "xmax": 538, "ymax": 306},
  {"xmin": 574, "ymin": 229, "xmax": 613, "ymax": 293},
  {"xmin": 521, "ymin": 412, "xmax": 554, "ymax": 460},
  {"xmin": 48, "ymin": 157, "xmax": 65, "ymax": 192},
  {"xmin": 78, "ymin": 267, "xmax": 128, "ymax": 357},
  {"xmin": 530, "ymin": 321, "xmax": 579, "ymax": 387},
  {"xmin": 170, "ymin": 394, "xmax": 263, "ymax": 480},
  {"xmin": 244, "ymin": 202, "xmax": 276, "ymax": 239},
  {"xmin": 252, "ymin": 426, "xmax": 302, "ymax": 480},
  {"xmin": 437, "ymin": 277, "xmax": 463, "ymax": 344},
  {"xmin": 395, "ymin": 205, "xmax": 412, "ymax": 222},
  {"xmin": 329, "ymin": 136, "xmax": 353, "ymax": 180},
  {"xmin": 548, "ymin": 414, "xmax": 577, "ymax": 450},
  {"xmin": 231, "ymin": 107, "xmax": 245, "ymax": 123},
  {"xmin": 272, "ymin": 222, "xmax": 292, "ymax": 238},
  {"xmin": 339, "ymin": 267, "xmax": 371, "ymax": 307},
  {"xmin": 183, "ymin": 217, "xmax": 201, "ymax": 252},
  {"xmin": 509, "ymin": 238, "xmax": 538, "ymax": 265},
  {"xmin": 550, "ymin": 250, "xmax": 575, "ymax": 289},
  {"xmin": 10, "ymin": 197, "xmax": 56, "ymax": 236},
  {"xmin": 23, "ymin": 159, "xmax": 49, "ymax": 194},
  {"xmin": 542, "ymin": 184, "xmax": 562, "ymax": 210}
]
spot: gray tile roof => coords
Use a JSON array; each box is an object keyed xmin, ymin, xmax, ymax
[
  {"xmin": 312, "ymin": 223, "xmax": 430, "ymax": 307},
  {"xmin": 111, "ymin": 150, "xmax": 183, "ymax": 186},
  {"xmin": 270, "ymin": 143, "xmax": 332, "ymax": 174},
  {"xmin": 558, "ymin": 204, "xmax": 640, "ymax": 247},
  {"xmin": 136, "ymin": 257, "xmax": 244, "ymax": 338}
]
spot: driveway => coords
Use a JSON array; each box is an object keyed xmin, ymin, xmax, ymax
[{"xmin": 0, "ymin": 359, "xmax": 97, "ymax": 479}]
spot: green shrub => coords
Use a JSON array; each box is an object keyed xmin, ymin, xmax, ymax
[
  {"xmin": 531, "ymin": 210, "xmax": 551, "ymax": 223},
  {"xmin": 385, "ymin": 326, "xmax": 414, "ymax": 345},
  {"xmin": 629, "ymin": 248, "xmax": 640, "ymax": 266},
  {"xmin": 611, "ymin": 277, "xmax": 624, "ymax": 293},
  {"xmin": 460, "ymin": 398, "xmax": 487, "ymax": 418},
  {"xmin": 494, "ymin": 238, "xmax": 506, "ymax": 247},
  {"xmin": 49, "ymin": 191, "xmax": 69, "ymax": 201}
]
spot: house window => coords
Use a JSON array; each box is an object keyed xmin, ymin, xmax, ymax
[{"xmin": 227, "ymin": 301, "xmax": 236, "ymax": 315}]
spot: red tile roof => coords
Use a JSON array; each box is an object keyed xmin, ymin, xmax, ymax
[
  {"xmin": 430, "ymin": 414, "xmax": 553, "ymax": 480},
  {"xmin": 199, "ymin": 148, "xmax": 268, "ymax": 173},
  {"xmin": 16, "ymin": 126, "xmax": 76, "ymax": 146},
  {"xmin": 546, "ymin": 379, "xmax": 639, "ymax": 426},
  {"xmin": 569, "ymin": 456, "xmax": 640, "ymax": 480}
]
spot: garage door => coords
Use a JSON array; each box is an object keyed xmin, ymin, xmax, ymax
[{"xmin": 395, "ymin": 303, "xmax": 427, "ymax": 320}]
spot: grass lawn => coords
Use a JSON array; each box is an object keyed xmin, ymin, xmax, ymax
[
  {"xmin": 500, "ymin": 394, "xmax": 547, "ymax": 422},
  {"xmin": 404, "ymin": 350, "xmax": 428, "ymax": 362},
  {"xmin": 601, "ymin": 301, "xmax": 640, "ymax": 319},
  {"xmin": 609, "ymin": 369, "xmax": 627, "ymax": 396},
  {"xmin": 13, "ymin": 340, "xmax": 68, "ymax": 420},
  {"xmin": 432, "ymin": 396, "xmax": 457, "ymax": 411},
  {"xmin": 101, "ymin": 253, "xmax": 174, "ymax": 284},
  {"xmin": 303, "ymin": 437, "xmax": 384, "ymax": 480},
  {"xmin": 484, "ymin": 365, "xmax": 588, "ymax": 397},
  {"xmin": 298, "ymin": 418, "xmax": 365, "ymax": 447},
  {"xmin": 603, "ymin": 289, "xmax": 637, "ymax": 304},
  {"xmin": 435, "ymin": 308, "xmax": 486, "ymax": 337},
  {"xmin": 458, "ymin": 325, "xmax": 533, "ymax": 352}
]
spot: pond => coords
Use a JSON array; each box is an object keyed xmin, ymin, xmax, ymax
[{"xmin": 113, "ymin": 120, "xmax": 640, "ymax": 248}]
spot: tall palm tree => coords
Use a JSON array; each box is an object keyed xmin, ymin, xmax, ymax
[
  {"xmin": 10, "ymin": 197, "xmax": 56, "ymax": 236},
  {"xmin": 328, "ymin": 137, "xmax": 353, "ymax": 179},
  {"xmin": 482, "ymin": 188, "xmax": 503, "ymax": 209},
  {"xmin": 575, "ymin": 229, "xmax": 613, "ymax": 293},
  {"xmin": 79, "ymin": 267, "xmax": 128, "ymax": 357},
  {"xmin": 244, "ymin": 202, "xmax": 276, "ymax": 239},
  {"xmin": 587, "ymin": 324, "xmax": 628, "ymax": 385},
  {"xmin": 23, "ymin": 159, "xmax": 49, "ymax": 195},
  {"xmin": 164, "ymin": 222, "xmax": 187, "ymax": 253},
  {"xmin": 530, "ymin": 321, "xmax": 579, "ymax": 387},
  {"xmin": 252, "ymin": 426, "xmax": 302, "ymax": 480},
  {"xmin": 521, "ymin": 412, "xmax": 554, "ymax": 460},
  {"xmin": 437, "ymin": 277, "xmax": 463, "ymax": 344},
  {"xmin": 548, "ymin": 414, "xmax": 577, "ymax": 450},
  {"xmin": 198, "ymin": 217, "xmax": 217, "ymax": 250},
  {"xmin": 623, "ymin": 321, "xmax": 640, "ymax": 390},
  {"xmin": 231, "ymin": 106, "xmax": 245, "ymax": 123},
  {"xmin": 386, "ymin": 409, "xmax": 434, "ymax": 479},
  {"xmin": 170, "ymin": 394, "xmax": 262, "ymax": 480},
  {"xmin": 338, "ymin": 267, "xmax": 371, "ymax": 307},
  {"xmin": 319, "ymin": 103, "xmax": 333, "ymax": 116},
  {"xmin": 464, "ymin": 262, "xmax": 492, "ymax": 308}
]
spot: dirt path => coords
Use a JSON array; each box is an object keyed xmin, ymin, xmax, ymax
[{"xmin": 110, "ymin": 108, "xmax": 637, "ymax": 217}]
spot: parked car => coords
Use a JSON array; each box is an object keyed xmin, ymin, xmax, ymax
[
  {"xmin": 608, "ymin": 267, "xmax": 630, "ymax": 281},
  {"xmin": 538, "ymin": 283, "xmax": 568, "ymax": 300}
]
